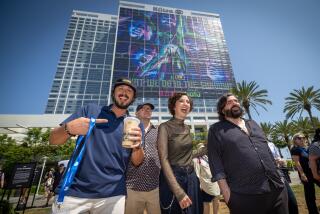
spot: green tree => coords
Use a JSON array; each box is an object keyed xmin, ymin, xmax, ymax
[
  {"xmin": 0, "ymin": 143, "xmax": 33, "ymax": 174},
  {"xmin": 260, "ymin": 122, "xmax": 274, "ymax": 140},
  {"xmin": 0, "ymin": 134, "xmax": 16, "ymax": 144},
  {"xmin": 41, "ymin": 128, "xmax": 51, "ymax": 145},
  {"xmin": 23, "ymin": 128, "xmax": 42, "ymax": 146},
  {"xmin": 0, "ymin": 132, "xmax": 76, "ymax": 181},
  {"xmin": 231, "ymin": 80, "xmax": 272, "ymax": 120},
  {"xmin": 23, "ymin": 128, "xmax": 51, "ymax": 146},
  {"xmin": 284, "ymin": 86, "xmax": 320, "ymax": 129},
  {"xmin": 291, "ymin": 117, "xmax": 314, "ymax": 143},
  {"xmin": 272, "ymin": 120, "xmax": 293, "ymax": 148}
]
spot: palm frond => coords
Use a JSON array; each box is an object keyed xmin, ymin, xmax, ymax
[{"xmin": 231, "ymin": 80, "xmax": 272, "ymax": 120}]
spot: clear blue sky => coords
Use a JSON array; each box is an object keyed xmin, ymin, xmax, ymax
[{"xmin": 0, "ymin": 0, "xmax": 319, "ymax": 124}]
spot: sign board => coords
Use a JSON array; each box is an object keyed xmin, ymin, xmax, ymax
[
  {"xmin": 6, "ymin": 162, "xmax": 36, "ymax": 189},
  {"xmin": 279, "ymin": 147, "xmax": 292, "ymax": 160}
]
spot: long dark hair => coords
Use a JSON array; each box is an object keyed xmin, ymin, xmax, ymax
[{"xmin": 217, "ymin": 93, "xmax": 234, "ymax": 121}]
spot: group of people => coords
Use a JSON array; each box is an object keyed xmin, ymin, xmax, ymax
[
  {"xmin": 48, "ymin": 78, "xmax": 319, "ymax": 214},
  {"xmin": 44, "ymin": 164, "xmax": 66, "ymax": 206}
]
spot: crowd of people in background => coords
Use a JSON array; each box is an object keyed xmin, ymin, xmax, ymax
[
  {"xmin": 41, "ymin": 79, "xmax": 319, "ymax": 214},
  {"xmin": 43, "ymin": 163, "xmax": 66, "ymax": 207}
]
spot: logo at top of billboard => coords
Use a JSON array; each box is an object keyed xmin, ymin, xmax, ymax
[
  {"xmin": 175, "ymin": 9, "xmax": 183, "ymax": 15},
  {"xmin": 153, "ymin": 6, "xmax": 173, "ymax": 14},
  {"xmin": 153, "ymin": 7, "xmax": 184, "ymax": 15}
]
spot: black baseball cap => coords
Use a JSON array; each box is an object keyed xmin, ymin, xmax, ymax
[
  {"xmin": 113, "ymin": 78, "xmax": 136, "ymax": 94},
  {"xmin": 136, "ymin": 103, "xmax": 155, "ymax": 112}
]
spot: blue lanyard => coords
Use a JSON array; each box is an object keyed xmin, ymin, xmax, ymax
[{"xmin": 57, "ymin": 118, "xmax": 96, "ymax": 205}]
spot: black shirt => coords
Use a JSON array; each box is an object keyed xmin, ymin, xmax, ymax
[
  {"xmin": 290, "ymin": 146, "xmax": 312, "ymax": 177},
  {"xmin": 207, "ymin": 119, "xmax": 284, "ymax": 194}
]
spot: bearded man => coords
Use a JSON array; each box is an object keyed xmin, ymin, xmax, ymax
[{"xmin": 207, "ymin": 93, "xmax": 288, "ymax": 214}]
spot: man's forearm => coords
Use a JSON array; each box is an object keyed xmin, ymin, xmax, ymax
[
  {"xmin": 217, "ymin": 179, "xmax": 231, "ymax": 203},
  {"xmin": 296, "ymin": 165, "xmax": 305, "ymax": 175},
  {"xmin": 49, "ymin": 126, "xmax": 70, "ymax": 145},
  {"xmin": 309, "ymin": 155, "xmax": 320, "ymax": 179},
  {"xmin": 131, "ymin": 147, "xmax": 144, "ymax": 166}
]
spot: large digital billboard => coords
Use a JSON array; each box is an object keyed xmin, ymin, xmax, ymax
[{"xmin": 113, "ymin": 3, "xmax": 235, "ymax": 99}]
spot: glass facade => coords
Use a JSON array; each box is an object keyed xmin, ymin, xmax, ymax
[
  {"xmin": 45, "ymin": 3, "xmax": 235, "ymax": 128},
  {"xmin": 113, "ymin": 2, "xmax": 236, "ymax": 114},
  {"xmin": 45, "ymin": 11, "xmax": 117, "ymax": 114}
]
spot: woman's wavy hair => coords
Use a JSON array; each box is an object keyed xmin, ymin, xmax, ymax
[{"xmin": 168, "ymin": 92, "xmax": 193, "ymax": 116}]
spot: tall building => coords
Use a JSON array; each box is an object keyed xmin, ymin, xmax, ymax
[
  {"xmin": 112, "ymin": 1, "xmax": 236, "ymax": 131},
  {"xmin": 45, "ymin": 10, "xmax": 117, "ymax": 114},
  {"xmin": 45, "ymin": 2, "xmax": 235, "ymax": 132}
]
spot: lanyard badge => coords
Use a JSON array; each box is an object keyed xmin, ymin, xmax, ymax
[{"xmin": 57, "ymin": 118, "xmax": 96, "ymax": 205}]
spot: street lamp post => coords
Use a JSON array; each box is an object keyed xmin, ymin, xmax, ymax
[{"xmin": 36, "ymin": 156, "xmax": 48, "ymax": 196}]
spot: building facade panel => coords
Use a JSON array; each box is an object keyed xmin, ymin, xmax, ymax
[
  {"xmin": 45, "ymin": 10, "xmax": 117, "ymax": 114},
  {"xmin": 45, "ymin": 4, "xmax": 235, "ymax": 129}
]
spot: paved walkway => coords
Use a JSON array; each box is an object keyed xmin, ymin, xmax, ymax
[
  {"xmin": 289, "ymin": 170, "xmax": 301, "ymax": 185},
  {"xmin": 7, "ymin": 194, "xmax": 54, "ymax": 210}
]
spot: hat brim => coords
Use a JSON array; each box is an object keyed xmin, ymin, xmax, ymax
[
  {"xmin": 136, "ymin": 103, "xmax": 155, "ymax": 112},
  {"xmin": 143, "ymin": 103, "xmax": 155, "ymax": 110},
  {"xmin": 114, "ymin": 82, "xmax": 136, "ymax": 93}
]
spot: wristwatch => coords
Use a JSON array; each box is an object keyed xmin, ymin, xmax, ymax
[{"xmin": 63, "ymin": 123, "xmax": 75, "ymax": 137}]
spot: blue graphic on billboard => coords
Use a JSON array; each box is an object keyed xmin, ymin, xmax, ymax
[{"xmin": 113, "ymin": 7, "xmax": 235, "ymax": 98}]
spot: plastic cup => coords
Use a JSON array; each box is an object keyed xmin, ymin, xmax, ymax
[{"xmin": 122, "ymin": 117, "xmax": 140, "ymax": 148}]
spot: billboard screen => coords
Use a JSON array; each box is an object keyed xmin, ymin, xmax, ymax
[{"xmin": 113, "ymin": 6, "xmax": 235, "ymax": 99}]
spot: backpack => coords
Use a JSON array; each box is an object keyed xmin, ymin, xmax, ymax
[{"xmin": 193, "ymin": 156, "xmax": 220, "ymax": 196}]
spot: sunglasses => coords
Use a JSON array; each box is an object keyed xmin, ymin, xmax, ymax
[{"xmin": 296, "ymin": 136, "xmax": 305, "ymax": 140}]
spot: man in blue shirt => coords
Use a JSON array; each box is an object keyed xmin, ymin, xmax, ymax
[{"xmin": 49, "ymin": 78, "xmax": 144, "ymax": 214}]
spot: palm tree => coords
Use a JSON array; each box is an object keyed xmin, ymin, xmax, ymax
[
  {"xmin": 231, "ymin": 80, "xmax": 272, "ymax": 120},
  {"xmin": 260, "ymin": 122, "xmax": 274, "ymax": 140},
  {"xmin": 311, "ymin": 117, "xmax": 320, "ymax": 129},
  {"xmin": 291, "ymin": 117, "xmax": 314, "ymax": 143},
  {"xmin": 272, "ymin": 120, "xmax": 293, "ymax": 148},
  {"xmin": 284, "ymin": 86, "xmax": 320, "ymax": 129}
]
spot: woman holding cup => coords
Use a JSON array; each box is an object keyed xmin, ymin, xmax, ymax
[{"xmin": 158, "ymin": 92, "xmax": 205, "ymax": 214}]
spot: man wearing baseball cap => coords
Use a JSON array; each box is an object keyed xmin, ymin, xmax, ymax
[
  {"xmin": 125, "ymin": 102, "xmax": 161, "ymax": 214},
  {"xmin": 49, "ymin": 78, "xmax": 144, "ymax": 214}
]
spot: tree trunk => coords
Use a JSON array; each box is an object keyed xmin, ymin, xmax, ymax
[
  {"xmin": 245, "ymin": 107, "xmax": 252, "ymax": 120},
  {"xmin": 306, "ymin": 109, "xmax": 316, "ymax": 129}
]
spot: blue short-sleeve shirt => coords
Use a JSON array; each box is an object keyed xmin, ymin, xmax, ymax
[{"xmin": 56, "ymin": 103, "xmax": 138, "ymax": 198}]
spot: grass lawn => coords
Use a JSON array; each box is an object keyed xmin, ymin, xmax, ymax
[
  {"xmin": 291, "ymin": 184, "xmax": 320, "ymax": 214},
  {"xmin": 19, "ymin": 207, "xmax": 51, "ymax": 214}
]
